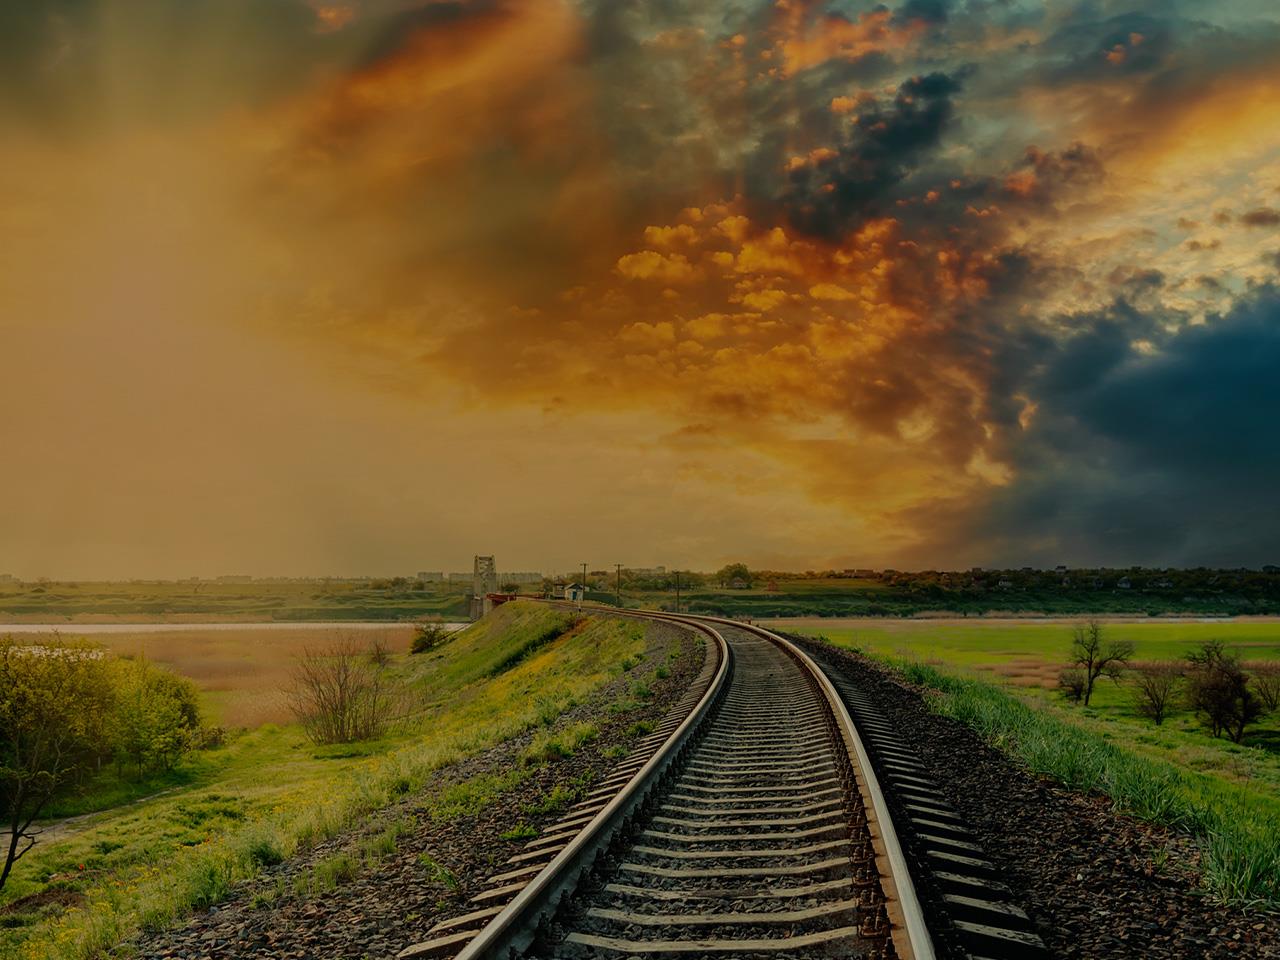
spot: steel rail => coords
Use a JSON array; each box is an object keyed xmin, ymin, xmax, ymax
[
  {"xmin": 450, "ymin": 611, "xmax": 732, "ymax": 960},
  {"xmin": 680, "ymin": 612, "xmax": 937, "ymax": 960}
]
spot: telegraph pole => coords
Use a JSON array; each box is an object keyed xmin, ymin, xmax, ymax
[
  {"xmin": 615, "ymin": 564, "xmax": 623, "ymax": 608},
  {"xmin": 675, "ymin": 570, "xmax": 681, "ymax": 614},
  {"xmin": 580, "ymin": 562, "xmax": 588, "ymax": 611}
]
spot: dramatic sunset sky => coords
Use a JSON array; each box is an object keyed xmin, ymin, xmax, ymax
[{"xmin": 3, "ymin": 0, "xmax": 1279, "ymax": 578}]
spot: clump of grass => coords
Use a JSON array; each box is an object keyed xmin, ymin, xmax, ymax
[
  {"xmin": 430, "ymin": 770, "xmax": 526, "ymax": 820},
  {"xmin": 900, "ymin": 660, "xmax": 1280, "ymax": 905},
  {"xmin": 631, "ymin": 680, "xmax": 652, "ymax": 700},
  {"xmin": 534, "ymin": 693, "xmax": 575, "ymax": 726},
  {"xmin": 500, "ymin": 823, "xmax": 538, "ymax": 841},
  {"xmin": 523, "ymin": 785, "xmax": 577, "ymax": 817},
  {"xmin": 312, "ymin": 853, "xmax": 358, "ymax": 891},
  {"xmin": 243, "ymin": 835, "xmax": 284, "ymax": 868},
  {"xmin": 522, "ymin": 723, "xmax": 599, "ymax": 766},
  {"xmin": 417, "ymin": 854, "xmax": 459, "ymax": 890},
  {"xmin": 653, "ymin": 665, "xmax": 669, "ymax": 680},
  {"xmin": 602, "ymin": 744, "xmax": 629, "ymax": 760},
  {"xmin": 626, "ymin": 720, "xmax": 656, "ymax": 738},
  {"xmin": 362, "ymin": 818, "xmax": 412, "ymax": 861}
]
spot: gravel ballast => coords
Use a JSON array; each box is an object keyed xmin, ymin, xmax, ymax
[{"xmin": 796, "ymin": 637, "xmax": 1280, "ymax": 960}]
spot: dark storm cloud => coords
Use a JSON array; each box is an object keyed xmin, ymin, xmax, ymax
[
  {"xmin": 911, "ymin": 287, "xmax": 1280, "ymax": 567},
  {"xmin": 776, "ymin": 72, "xmax": 963, "ymax": 238},
  {"xmin": 894, "ymin": 0, "xmax": 952, "ymax": 26},
  {"xmin": 1242, "ymin": 208, "xmax": 1280, "ymax": 228}
]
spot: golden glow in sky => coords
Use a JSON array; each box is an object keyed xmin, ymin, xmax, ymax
[{"xmin": 3, "ymin": 0, "xmax": 1280, "ymax": 576}]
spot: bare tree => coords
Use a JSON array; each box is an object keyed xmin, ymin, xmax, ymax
[
  {"xmin": 1130, "ymin": 662, "xmax": 1182, "ymax": 725},
  {"xmin": 1057, "ymin": 668, "xmax": 1086, "ymax": 703},
  {"xmin": 1069, "ymin": 620, "xmax": 1134, "ymax": 705},
  {"xmin": 366, "ymin": 638, "xmax": 392, "ymax": 669},
  {"xmin": 1186, "ymin": 641, "xmax": 1261, "ymax": 743},
  {"xmin": 288, "ymin": 639, "xmax": 392, "ymax": 745},
  {"xmin": 1249, "ymin": 662, "xmax": 1280, "ymax": 712}
]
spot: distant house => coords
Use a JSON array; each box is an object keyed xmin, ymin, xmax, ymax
[
  {"xmin": 1155, "ymin": 578, "xmax": 1174, "ymax": 589},
  {"xmin": 1054, "ymin": 565, "xmax": 1068, "ymax": 575},
  {"xmin": 564, "ymin": 582, "xmax": 586, "ymax": 602},
  {"xmin": 1265, "ymin": 565, "xmax": 1280, "ymax": 575},
  {"xmin": 1117, "ymin": 577, "xmax": 1132, "ymax": 589},
  {"xmin": 416, "ymin": 571, "xmax": 445, "ymax": 582},
  {"xmin": 997, "ymin": 577, "xmax": 1013, "ymax": 589},
  {"xmin": 730, "ymin": 578, "xmax": 751, "ymax": 590}
]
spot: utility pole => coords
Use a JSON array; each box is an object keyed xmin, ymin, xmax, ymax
[
  {"xmin": 580, "ymin": 562, "xmax": 588, "ymax": 611},
  {"xmin": 615, "ymin": 564, "xmax": 623, "ymax": 608},
  {"xmin": 675, "ymin": 570, "xmax": 681, "ymax": 614}
]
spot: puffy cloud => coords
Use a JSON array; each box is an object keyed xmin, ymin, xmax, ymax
[{"xmin": 616, "ymin": 251, "xmax": 697, "ymax": 283}]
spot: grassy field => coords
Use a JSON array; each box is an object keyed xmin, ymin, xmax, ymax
[
  {"xmin": 778, "ymin": 617, "xmax": 1280, "ymax": 904},
  {"xmin": 774, "ymin": 618, "xmax": 1280, "ymax": 786},
  {"xmin": 7, "ymin": 572, "xmax": 1280, "ymax": 625},
  {"xmin": 626, "ymin": 575, "xmax": 1280, "ymax": 618},
  {"xmin": 0, "ymin": 580, "xmax": 471, "ymax": 623},
  {"xmin": 0, "ymin": 602, "xmax": 672, "ymax": 960}
]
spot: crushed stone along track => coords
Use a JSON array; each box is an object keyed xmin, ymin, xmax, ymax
[{"xmin": 525, "ymin": 623, "xmax": 897, "ymax": 959}]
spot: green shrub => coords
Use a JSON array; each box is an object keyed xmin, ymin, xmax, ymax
[{"xmin": 410, "ymin": 623, "xmax": 452, "ymax": 655}]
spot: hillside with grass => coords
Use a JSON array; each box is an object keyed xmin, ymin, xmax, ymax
[{"xmin": 0, "ymin": 602, "xmax": 677, "ymax": 960}]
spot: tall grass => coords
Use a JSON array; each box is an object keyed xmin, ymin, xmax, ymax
[{"xmin": 898, "ymin": 661, "xmax": 1280, "ymax": 905}]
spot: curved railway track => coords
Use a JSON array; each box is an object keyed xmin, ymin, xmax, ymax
[{"xmin": 401, "ymin": 605, "xmax": 1033, "ymax": 960}]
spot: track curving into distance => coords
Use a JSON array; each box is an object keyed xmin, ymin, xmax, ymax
[
  {"xmin": 528, "ymin": 621, "xmax": 905, "ymax": 959},
  {"xmin": 399, "ymin": 606, "xmax": 934, "ymax": 960}
]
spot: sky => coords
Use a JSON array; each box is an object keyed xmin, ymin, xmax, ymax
[{"xmin": 2, "ymin": 0, "xmax": 1280, "ymax": 578}]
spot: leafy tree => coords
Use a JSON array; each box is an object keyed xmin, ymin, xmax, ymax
[
  {"xmin": 1069, "ymin": 620, "xmax": 1134, "ymax": 705},
  {"xmin": 110, "ymin": 657, "xmax": 202, "ymax": 778},
  {"xmin": 716, "ymin": 563, "xmax": 752, "ymax": 587},
  {"xmin": 0, "ymin": 638, "xmax": 115, "ymax": 893},
  {"xmin": 1130, "ymin": 662, "xmax": 1182, "ymax": 725},
  {"xmin": 1186, "ymin": 641, "xmax": 1261, "ymax": 742}
]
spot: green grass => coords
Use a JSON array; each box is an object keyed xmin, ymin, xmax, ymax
[
  {"xmin": 781, "ymin": 619, "xmax": 1280, "ymax": 667},
  {"xmin": 785, "ymin": 620, "xmax": 1280, "ymax": 792},
  {"xmin": 0, "ymin": 602, "xmax": 658, "ymax": 960},
  {"xmin": 892, "ymin": 660, "xmax": 1280, "ymax": 905}
]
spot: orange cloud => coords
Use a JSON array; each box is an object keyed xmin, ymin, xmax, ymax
[{"xmin": 772, "ymin": 8, "xmax": 925, "ymax": 77}]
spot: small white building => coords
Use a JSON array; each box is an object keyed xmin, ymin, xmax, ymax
[{"xmin": 564, "ymin": 583, "xmax": 587, "ymax": 602}]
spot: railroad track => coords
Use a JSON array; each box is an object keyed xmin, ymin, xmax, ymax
[{"xmin": 400, "ymin": 606, "xmax": 1041, "ymax": 960}]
